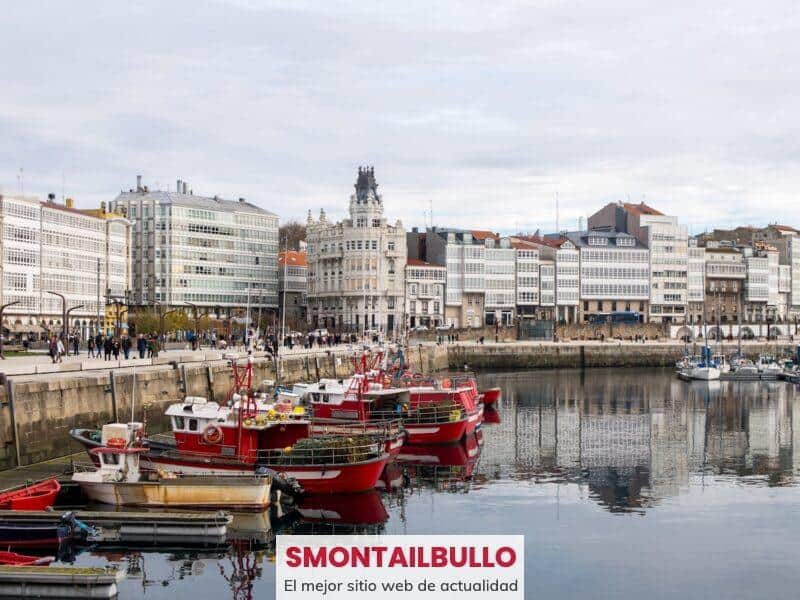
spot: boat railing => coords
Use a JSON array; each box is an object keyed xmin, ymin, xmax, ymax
[
  {"xmin": 380, "ymin": 401, "xmax": 467, "ymax": 425},
  {"xmin": 253, "ymin": 436, "xmax": 385, "ymax": 466},
  {"xmin": 311, "ymin": 416, "xmax": 405, "ymax": 438}
]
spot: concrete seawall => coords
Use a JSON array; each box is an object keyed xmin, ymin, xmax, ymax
[
  {"xmin": 0, "ymin": 344, "xmax": 448, "ymax": 471},
  {"xmin": 447, "ymin": 341, "xmax": 797, "ymax": 370}
]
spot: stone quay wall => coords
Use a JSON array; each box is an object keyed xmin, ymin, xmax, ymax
[{"xmin": 447, "ymin": 341, "xmax": 796, "ymax": 370}]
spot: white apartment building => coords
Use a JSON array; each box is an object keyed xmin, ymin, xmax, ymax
[
  {"xmin": 539, "ymin": 259, "xmax": 556, "ymax": 314},
  {"xmin": 744, "ymin": 252, "xmax": 769, "ymax": 321},
  {"xmin": 110, "ymin": 176, "xmax": 278, "ymax": 314},
  {"xmin": 0, "ymin": 193, "xmax": 130, "ymax": 339},
  {"xmin": 484, "ymin": 236, "xmax": 516, "ymax": 326},
  {"xmin": 408, "ymin": 228, "xmax": 484, "ymax": 328},
  {"xmin": 589, "ymin": 202, "xmax": 688, "ymax": 323},
  {"xmin": 405, "ymin": 259, "xmax": 446, "ymax": 329},
  {"xmin": 566, "ymin": 229, "xmax": 650, "ymax": 322},
  {"xmin": 278, "ymin": 249, "xmax": 308, "ymax": 330},
  {"xmin": 687, "ymin": 238, "xmax": 705, "ymax": 323},
  {"xmin": 512, "ymin": 240, "xmax": 540, "ymax": 317},
  {"xmin": 511, "ymin": 236, "xmax": 579, "ymax": 322},
  {"xmin": 306, "ymin": 167, "xmax": 406, "ymax": 334},
  {"xmin": 779, "ymin": 264, "xmax": 791, "ymax": 319}
]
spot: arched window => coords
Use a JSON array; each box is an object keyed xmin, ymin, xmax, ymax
[{"xmin": 388, "ymin": 259, "xmax": 395, "ymax": 275}]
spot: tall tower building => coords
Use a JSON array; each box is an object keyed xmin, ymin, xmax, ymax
[{"xmin": 306, "ymin": 167, "xmax": 406, "ymax": 334}]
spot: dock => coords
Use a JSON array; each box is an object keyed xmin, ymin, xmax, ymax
[
  {"xmin": 0, "ymin": 510, "xmax": 231, "ymax": 546},
  {"xmin": 0, "ymin": 565, "xmax": 124, "ymax": 598},
  {"xmin": 719, "ymin": 372, "xmax": 780, "ymax": 381}
]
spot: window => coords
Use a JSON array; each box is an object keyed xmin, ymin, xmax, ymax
[
  {"xmin": 173, "ymin": 416, "xmax": 185, "ymax": 430},
  {"xmin": 188, "ymin": 419, "xmax": 198, "ymax": 432},
  {"xmin": 372, "ymin": 219, "xmax": 380, "ymax": 227},
  {"xmin": 388, "ymin": 241, "xmax": 395, "ymax": 251}
]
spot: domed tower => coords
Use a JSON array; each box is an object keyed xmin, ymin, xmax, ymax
[{"xmin": 349, "ymin": 166, "xmax": 383, "ymax": 226}]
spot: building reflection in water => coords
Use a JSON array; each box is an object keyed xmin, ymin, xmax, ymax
[{"xmin": 477, "ymin": 369, "xmax": 800, "ymax": 513}]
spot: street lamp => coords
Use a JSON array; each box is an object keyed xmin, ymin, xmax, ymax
[
  {"xmin": 46, "ymin": 291, "xmax": 84, "ymax": 343},
  {"xmin": 0, "ymin": 301, "xmax": 20, "ymax": 360}
]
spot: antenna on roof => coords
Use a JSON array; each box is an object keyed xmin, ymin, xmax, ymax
[
  {"xmin": 430, "ymin": 198, "xmax": 434, "ymax": 229},
  {"xmin": 555, "ymin": 192, "xmax": 559, "ymax": 234}
]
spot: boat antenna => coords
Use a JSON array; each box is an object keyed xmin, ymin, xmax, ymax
[{"xmin": 131, "ymin": 366, "xmax": 136, "ymax": 422}]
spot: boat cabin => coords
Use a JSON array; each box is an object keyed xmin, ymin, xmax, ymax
[{"xmin": 166, "ymin": 396, "xmax": 310, "ymax": 459}]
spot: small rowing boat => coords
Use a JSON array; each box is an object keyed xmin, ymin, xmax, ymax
[{"xmin": 0, "ymin": 479, "xmax": 61, "ymax": 511}]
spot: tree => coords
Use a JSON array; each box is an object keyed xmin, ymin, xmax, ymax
[
  {"xmin": 129, "ymin": 309, "xmax": 160, "ymax": 335},
  {"xmin": 279, "ymin": 220, "xmax": 306, "ymax": 250}
]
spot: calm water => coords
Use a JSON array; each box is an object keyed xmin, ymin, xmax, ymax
[{"xmin": 63, "ymin": 368, "xmax": 800, "ymax": 599}]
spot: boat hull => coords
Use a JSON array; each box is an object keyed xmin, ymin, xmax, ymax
[
  {"xmin": 0, "ymin": 524, "xmax": 70, "ymax": 549},
  {"xmin": 141, "ymin": 451, "xmax": 390, "ymax": 495},
  {"xmin": 0, "ymin": 479, "xmax": 61, "ymax": 511},
  {"xmin": 73, "ymin": 476, "xmax": 272, "ymax": 509},
  {"xmin": 404, "ymin": 418, "xmax": 469, "ymax": 445},
  {"xmin": 480, "ymin": 387, "xmax": 501, "ymax": 407}
]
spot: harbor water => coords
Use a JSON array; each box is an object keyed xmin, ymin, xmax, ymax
[{"xmin": 59, "ymin": 368, "xmax": 800, "ymax": 599}]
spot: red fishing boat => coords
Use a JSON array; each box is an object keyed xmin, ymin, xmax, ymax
[
  {"xmin": 0, "ymin": 479, "xmax": 61, "ymax": 511},
  {"xmin": 300, "ymin": 373, "xmax": 470, "ymax": 445}
]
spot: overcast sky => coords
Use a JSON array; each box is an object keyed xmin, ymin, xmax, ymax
[{"xmin": 1, "ymin": 1, "xmax": 798, "ymax": 234}]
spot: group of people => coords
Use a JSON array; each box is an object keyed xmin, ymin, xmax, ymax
[{"xmin": 48, "ymin": 332, "xmax": 164, "ymax": 363}]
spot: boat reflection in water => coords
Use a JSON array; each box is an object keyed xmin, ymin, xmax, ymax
[
  {"xmin": 395, "ymin": 431, "xmax": 483, "ymax": 492},
  {"xmin": 477, "ymin": 368, "xmax": 800, "ymax": 513}
]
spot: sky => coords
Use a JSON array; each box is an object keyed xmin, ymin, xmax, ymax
[{"xmin": 1, "ymin": 1, "xmax": 799, "ymax": 235}]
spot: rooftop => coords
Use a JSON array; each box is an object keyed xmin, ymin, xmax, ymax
[
  {"xmin": 565, "ymin": 229, "xmax": 647, "ymax": 249},
  {"xmin": 621, "ymin": 201, "xmax": 664, "ymax": 217},
  {"xmin": 115, "ymin": 189, "xmax": 276, "ymax": 217}
]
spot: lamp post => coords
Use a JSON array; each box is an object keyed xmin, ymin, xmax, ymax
[
  {"xmin": 0, "ymin": 301, "xmax": 20, "ymax": 359},
  {"xmin": 46, "ymin": 291, "xmax": 84, "ymax": 342}
]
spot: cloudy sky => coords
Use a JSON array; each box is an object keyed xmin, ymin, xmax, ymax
[{"xmin": 1, "ymin": 1, "xmax": 798, "ymax": 234}]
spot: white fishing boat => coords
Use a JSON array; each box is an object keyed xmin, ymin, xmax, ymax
[
  {"xmin": 687, "ymin": 364, "xmax": 721, "ymax": 380},
  {"xmin": 756, "ymin": 355, "xmax": 782, "ymax": 375},
  {"xmin": 73, "ymin": 423, "xmax": 273, "ymax": 510},
  {"xmin": 711, "ymin": 354, "xmax": 730, "ymax": 373}
]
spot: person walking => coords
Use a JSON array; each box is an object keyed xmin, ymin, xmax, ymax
[
  {"xmin": 94, "ymin": 332, "xmax": 103, "ymax": 358},
  {"xmin": 103, "ymin": 336, "xmax": 112, "ymax": 361},
  {"xmin": 87, "ymin": 336, "xmax": 95, "ymax": 358},
  {"xmin": 146, "ymin": 337, "xmax": 154, "ymax": 358},
  {"xmin": 55, "ymin": 337, "xmax": 65, "ymax": 363},
  {"xmin": 72, "ymin": 335, "xmax": 79, "ymax": 356},
  {"xmin": 111, "ymin": 338, "xmax": 120, "ymax": 360},
  {"xmin": 48, "ymin": 336, "xmax": 58, "ymax": 363},
  {"xmin": 137, "ymin": 334, "xmax": 146, "ymax": 359},
  {"xmin": 122, "ymin": 336, "xmax": 131, "ymax": 360}
]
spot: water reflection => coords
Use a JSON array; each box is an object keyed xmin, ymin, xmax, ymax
[{"xmin": 477, "ymin": 368, "xmax": 800, "ymax": 512}]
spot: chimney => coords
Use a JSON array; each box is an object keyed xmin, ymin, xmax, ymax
[
  {"xmin": 239, "ymin": 197, "xmax": 246, "ymax": 203},
  {"xmin": 47, "ymin": 193, "xmax": 56, "ymax": 203},
  {"xmin": 176, "ymin": 179, "xmax": 182, "ymax": 194},
  {"xmin": 100, "ymin": 201, "xmax": 106, "ymax": 213},
  {"xmin": 182, "ymin": 181, "xmax": 188, "ymax": 194},
  {"xmin": 136, "ymin": 175, "xmax": 142, "ymax": 192},
  {"xmin": 65, "ymin": 198, "xmax": 74, "ymax": 209}
]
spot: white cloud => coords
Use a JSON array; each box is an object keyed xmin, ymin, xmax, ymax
[{"xmin": 1, "ymin": 0, "xmax": 799, "ymax": 234}]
